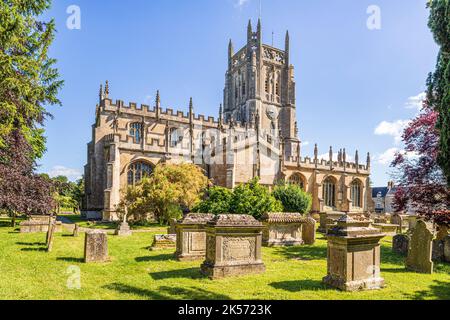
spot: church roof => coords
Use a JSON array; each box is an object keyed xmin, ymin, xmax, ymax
[{"xmin": 372, "ymin": 187, "xmax": 389, "ymax": 198}]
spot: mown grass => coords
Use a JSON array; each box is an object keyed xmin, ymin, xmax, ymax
[{"xmin": 0, "ymin": 223, "xmax": 449, "ymax": 300}]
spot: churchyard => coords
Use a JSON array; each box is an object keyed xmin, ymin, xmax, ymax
[{"xmin": 1, "ymin": 216, "xmax": 449, "ymax": 300}]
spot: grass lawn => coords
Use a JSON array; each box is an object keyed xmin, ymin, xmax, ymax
[{"xmin": 0, "ymin": 222, "xmax": 449, "ymax": 300}]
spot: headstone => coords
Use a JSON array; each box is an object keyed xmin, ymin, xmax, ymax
[
  {"xmin": 392, "ymin": 234, "xmax": 409, "ymax": 255},
  {"xmin": 175, "ymin": 213, "xmax": 214, "ymax": 261},
  {"xmin": 323, "ymin": 215, "xmax": 386, "ymax": 291},
  {"xmin": 73, "ymin": 224, "xmax": 79, "ymax": 237},
  {"xmin": 318, "ymin": 211, "xmax": 345, "ymax": 233},
  {"xmin": 150, "ymin": 234, "xmax": 177, "ymax": 251},
  {"xmin": 444, "ymin": 236, "xmax": 450, "ymax": 263},
  {"xmin": 302, "ymin": 216, "xmax": 316, "ymax": 245},
  {"xmin": 261, "ymin": 213, "xmax": 304, "ymax": 247},
  {"xmin": 20, "ymin": 218, "xmax": 62, "ymax": 233},
  {"xmin": 407, "ymin": 215, "xmax": 418, "ymax": 232},
  {"xmin": 167, "ymin": 218, "xmax": 178, "ymax": 235},
  {"xmin": 115, "ymin": 221, "xmax": 132, "ymax": 237},
  {"xmin": 201, "ymin": 214, "xmax": 265, "ymax": 279},
  {"xmin": 406, "ymin": 220, "xmax": 435, "ymax": 274},
  {"xmin": 46, "ymin": 222, "xmax": 56, "ymax": 252},
  {"xmin": 84, "ymin": 230, "xmax": 109, "ymax": 263},
  {"xmin": 432, "ymin": 239, "xmax": 445, "ymax": 262},
  {"xmin": 390, "ymin": 213, "xmax": 407, "ymax": 233}
]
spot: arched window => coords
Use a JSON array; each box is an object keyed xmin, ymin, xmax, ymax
[
  {"xmin": 170, "ymin": 128, "xmax": 183, "ymax": 147},
  {"xmin": 288, "ymin": 174, "xmax": 305, "ymax": 190},
  {"xmin": 127, "ymin": 161, "xmax": 152, "ymax": 185},
  {"xmin": 130, "ymin": 122, "xmax": 142, "ymax": 144},
  {"xmin": 351, "ymin": 180, "xmax": 362, "ymax": 208},
  {"xmin": 323, "ymin": 177, "xmax": 336, "ymax": 208}
]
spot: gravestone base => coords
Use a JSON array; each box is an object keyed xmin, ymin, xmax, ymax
[
  {"xmin": 115, "ymin": 222, "xmax": 132, "ymax": 237},
  {"xmin": 323, "ymin": 275, "xmax": 385, "ymax": 292},
  {"xmin": 201, "ymin": 262, "xmax": 266, "ymax": 280},
  {"xmin": 150, "ymin": 234, "xmax": 176, "ymax": 251}
]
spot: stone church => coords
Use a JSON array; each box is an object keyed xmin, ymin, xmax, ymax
[{"xmin": 83, "ymin": 20, "xmax": 373, "ymax": 221}]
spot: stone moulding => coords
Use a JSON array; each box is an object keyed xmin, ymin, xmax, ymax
[
  {"xmin": 175, "ymin": 213, "xmax": 215, "ymax": 261},
  {"xmin": 201, "ymin": 214, "xmax": 265, "ymax": 279}
]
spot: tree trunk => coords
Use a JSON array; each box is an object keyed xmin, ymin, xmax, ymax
[{"xmin": 11, "ymin": 210, "xmax": 16, "ymax": 228}]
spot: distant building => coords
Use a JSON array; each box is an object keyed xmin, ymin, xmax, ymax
[{"xmin": 372, "ymin": 181, "xmax": 396, "ymax": 213}]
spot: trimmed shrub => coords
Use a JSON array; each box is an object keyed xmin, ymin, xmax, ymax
[{"xmin": 272, "ymin": 184, "xmax": 312, "ymax": 214}]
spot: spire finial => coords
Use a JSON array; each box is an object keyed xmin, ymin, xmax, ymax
[
  {"xmin": 104, "ymin": 80, "xmax": 109, "ymax": 98},
  {"xmin": 189, "ymin": 97, "xmax": 193, "ymax": 113},
  {"xmin": 314, "ymin": 144, "xmax": 318, "ymax": 160},
  {"xmin": 155, "ymin": 90, "xmax": 161, "ymax": 120},
  {"xmin": 367, "ymin": 152, "xmax": 371, "ymax": 168},
  {"xmin": 156, "ymin": 90, "xmax": 160, "ymax": 104},
  {"xmin": 355, "ymin": 150, "xmax": 359, "ymax": 165},
  {"xmin": 329, "ymin": 146, "xmax": 333, "ymax": 162},
  {"xmin": 99, "ymin": 84, "xmax": 104, "ymax": 101}
]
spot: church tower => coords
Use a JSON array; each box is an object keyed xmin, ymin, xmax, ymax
[{"xmin": 223, "ymin": 19, "xmax": 299, "ymax": 158}]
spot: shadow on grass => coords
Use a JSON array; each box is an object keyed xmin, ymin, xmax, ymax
[
  {"xmin": 272, "ymin": 245, "xmax": 327, "ymax": 261},
  {"xmin": 16, "ymin": 241, "xmax": 46, "ymax": 246},
  {"xmin": 149, "ymin": 267, "xmax": 204, "ymax": 280},
  {"xmin": 269, "ymin": 279, "xmax": 329, "ymax": 292},
  {"xmin": 103, "ymin": 283, "xmax": 231, "ymax": 300},
  {"xmin": 403, "ymin": 280, "xmax": 450, "ymax": 300},
  {"xmin": 21, "ymin": 247, "xmax": 47, "ymax": 252},
  {"xmin": 135, "ymin": 254, "xmax": 174, "ymax": 262},
  {"xmin": 57, "ymin": 257, "xmax": 84, "ymax": 263}
]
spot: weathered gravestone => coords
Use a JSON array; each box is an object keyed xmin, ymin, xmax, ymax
[
  {"xmin": 84, "ymin": 230, "xmax": 109, "ymax": 263},
  {"xmin": 302, "ymin": 216, "xmax": 316, "ymax": 245},
  {"xmin": 201, "ymin": 214, "xmax": 265, "ymax": 279},
  {"xmin": 444, "ymin": 236, "xmax": 450, "ymax": 263},
  {"xmin": 261, "ymin": 213, "xmax": 304, "ymax": 246},
  {"xmin": 323, "ymin": 215, "xmax": 386, "ymax": 291},
  {"xmin": 73, "ymin": 224, "xmax": 79, "ymax": 237},
  {"xmin": 406, "ymin": 220, "xmax": 435, "ymax": 274},
  {"xmin": 115, "ymin": 221, "xmax": 132, "ymax": 237},
  {"xmin": 432, "ymin": 225, "xmax": 449, "ymax": 262},
  {"xmin": 390, "ymin": 213, "xmax": 407, "ymax": 233},
  {"xmin": 46, "ymin": 222, "xmax": 56, "ymax": 252},
  {"xmin": 150, "ymin": 234, "xmax": 177, "ymax": 251},
  {"xmin": 175, "ymin": 213, "xmax": 214, "ymax": 261},
  {"xmin": 168, "ymin": 218, "xmax": 178, "ymax": 235},
  {"xmin": 392, "ymin": 234, "xmax": 409, "ymax": 255},
  {"xmin": 318, "ymin": 211, "xmax": 345, "ymax": 233}
]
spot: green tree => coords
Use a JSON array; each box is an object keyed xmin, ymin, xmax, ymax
[
  {"xmin": 427, "ymin": 0, "xmax": 450, "ymax": 185},
  {"xmin": 117, "ymin": 163, "xmax": 209, "ymax": 224},
  {"xmin": 272, "ymin": 184, "xmax": 312, "ymax": 214},
  {"xmin": 192, "ymin": 186, "xmax": 232, "ymax": 214},
  {"xmin": 0, "ymin": 0, "xmax": 63, "ymax": 160},
  {"xmin": 228, "ymin": 178, "xmax": 283, "ymax": 219}
]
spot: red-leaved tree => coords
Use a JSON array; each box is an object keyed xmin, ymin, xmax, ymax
[{"xmin": 392, "ymin": 88, "xmax": 450, "ymax": 227}]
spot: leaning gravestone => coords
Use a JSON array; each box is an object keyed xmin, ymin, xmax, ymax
[
  {"xmin": 406, "ymin": 220, "xmax": 435, "ymax": 274},
  {"xmin": 175, "ymin": 213, "xmax": 214, "ymax": 261},
  {"xmin": 46, "ymin": 222, "xmax": 56, "ymax": 252},
  {"xmin": 302, "ymin": 216, "xmax": 316, "ymax": 245},
  {"xmin": 392, "ymin": 234, "xmax": 409, "ymax": 255},
  {"xmin": 322, "ymin": 215, "xmax": 386, "ymax": 291},
  {"xmin": 201, "ymin": 214, "xmax": 265, "ymax": 279},
  {"xmin": 73, "ymin": 224, "xmax": 79, "ymax": 237},
  {"xmin": 84, "ymin": 230, "xmax": 109, "ymax": 263}
]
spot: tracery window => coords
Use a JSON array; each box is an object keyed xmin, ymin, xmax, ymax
[
  {"xmin": 323, "ymin": 177, "xmax": 336, "ymax": 208},
  {"xmin": 130, "ymin": 122, "xmax": 142, "ymax": 144},
  {"xmin": 351, "ymin": 180, "xmax": 362, "ymax": 208},
  {"xmin": 127, "ymin": 161, "xmax": 152, "ymax": 185},
  {"xmin": 288, "ymin": 174, "xmax": 305, "ymax": 190}
]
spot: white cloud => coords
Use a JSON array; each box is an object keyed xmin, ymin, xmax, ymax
[
  {"xmin": 376, "ymin": 148, "xmax": 399, "ymax": 165},
  {"xmin": 302, "ymin": 141, "xmax": 310, "ymax": 147},
  {"xmin": 235, "ymin": 0, "xmax": 250, "ymax": 8},
  {"xmin": 374, "ymin": 119, "xmax": 410, "ymax": 144},
  {"xmin": 405, "ymin": 92, "xmax": 426, "ymax": 111},
  {"xmin": 49, "ymin": 166, "xmax": 82, "ymax": 181}
]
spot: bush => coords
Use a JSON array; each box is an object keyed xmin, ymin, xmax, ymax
[
  {"xmin": 272, "ymin": 184, "xmax": 312, "ymax": 214},
  {"xmin": 229, "ymin": 178, "xmax": 283, "ymax": 219},
  {"xmin": 192, "ymin": 186, "xmax": 232, "ymax": 214}
]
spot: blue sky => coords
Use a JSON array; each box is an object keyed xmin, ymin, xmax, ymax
[{"xmin": 38, "ymin": 0, "xmax": 438, "ymax": 186}]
